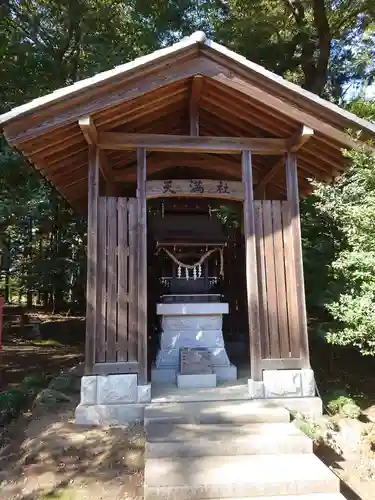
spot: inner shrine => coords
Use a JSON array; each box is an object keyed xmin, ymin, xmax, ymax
[{"xmin": 149, "ymin": 193, "xmax": 237, "ymax": 387}]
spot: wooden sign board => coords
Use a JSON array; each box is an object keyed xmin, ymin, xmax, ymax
[{"xmin": 146, "ymin": 179, "xmax": 244, "ymax": 200}]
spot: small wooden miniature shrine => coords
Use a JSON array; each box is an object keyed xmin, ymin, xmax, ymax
[{"xmin": 150, "ymin": 198, "xmax": 237, "ymax": 387}]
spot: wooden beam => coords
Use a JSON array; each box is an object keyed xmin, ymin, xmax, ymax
[
  {"xmin": 146, "ymin": 179, "xmax": 244, "ymax": 200},
  {"xmin": 97, "ymin": 132, "xmax": 289, "ymax": 154},
  {"xmin": 92, "ymin": 362, "xmax": 139, "ymax": 375},
  {"xmin": 242, "ymin": 150, "xmax": 262, "ymax": 381},
  {"xmin": 254, "ymin": 157, "xmax": 284, "ymax": 198},
  {"xmin": 285, "ymin": 153, "xmax": 310, "ymax": 367},
  {"xmin": 85, "ymin": 146, "xmax": 99, "ymax": 374},
  {"xmin": 98, "ymin": 149, "xmax": 115, "ymax": 193},
  {"xmin": 253, "ymin": 126, "xmax": 313, "ymax": 196},
  {"xmin": 190, "ymin": 75, "xmax": 204, "ymax": 136},
  {"xmin": 78, "ymin": 116, "xmax": 113, "ymax": 189},
  {"xmin": 288, "ymin": 125, "xmax": 314, "ymax": 152},
  {"xmin": 136, "ymin": 147, "xmax": 148, "ymax": 384},
  {"xmin": 79, "ymin": 116, "xmax": 98, "ymax": 145}
]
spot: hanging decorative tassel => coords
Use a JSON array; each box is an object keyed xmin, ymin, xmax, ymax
[
  {"xmin": 185, "ymin": 268, "xmax": 189, "ymax": 280},
  {"xmin": 177, "ymin": 265, "xmax": 181, "ymax": 278},
  {"xmin": 193, "ymin": 266, "xmax": 197, "ymax": 280},
  {"xmin": 198, "ymin": 264, "xmax": 202, "ymax": 277}
]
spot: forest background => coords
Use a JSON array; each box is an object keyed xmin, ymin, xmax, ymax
[{"xmin": 1, "ymin": 0, "xmax": 375, "ymax": 355}]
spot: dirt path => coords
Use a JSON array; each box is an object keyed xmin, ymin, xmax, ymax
[
  {"xmin": 0, "ymin": 314, "xmax": 85, "ymax": 390},
  {"xmin": 0, "ymin": 395, "xmax": 145, "ymax": 500}
]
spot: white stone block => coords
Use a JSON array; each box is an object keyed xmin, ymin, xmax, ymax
[
  {"xmin": 97, "ymin": 374, "xmax": 137, "ymax": 404},
  {"xmin": 80, "ymin": 375, "xmax": 97, "ymax": 405},
  {"xmin": 301, "ymin": 369, "xmax": 316, "ymax": 397},
  {"xmin": 263, "ymin": 370, "xmax": 302, "ymax": 398},
  {"xmin": 248, "ymin": 379, "xmax": 265, "ymax": 399},
  {"xmin": 157, "ymin": 302, "xmax": 229, "ymax": 316},
  {"xmin": 75, "ymin": 403, "xmax": 144, "ymax": 425},
  {"xmin": 162, "ymin": 315, "xmax": 223, "ymax": 332},
  {"xmin": 137, "ymin": 384, "xmax": 151, "ymax": 403},
  {"xmin": 177, "ymin": 373, "xmax": 217, "ymax": 389},
  {"xmin": 214, "ymin": 364, "xmax": 237, "ymax": 381},
  {"xmin": 160, "ymin": 329, "xmax": 225, "ymax": 349}
]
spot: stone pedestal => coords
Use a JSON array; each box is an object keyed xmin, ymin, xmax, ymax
[
  {"xmin": 248, "ymin": 369, "xmax": 316, "ymax": 399},
  {"xmin": 152, "ymin": 302, "xmax": 237, "ymax": 383},
  {"xmin": 75, "ymin": 374, "xmax": 151, "ymax": 425}
]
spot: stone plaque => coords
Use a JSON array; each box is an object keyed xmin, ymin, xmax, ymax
[{"xmin": 180, "ymin": 347, "xmax": 213, "ymax": 375}]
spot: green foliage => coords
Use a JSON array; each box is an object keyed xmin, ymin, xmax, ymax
[
  {"xmin": 294, "ymin": 417, "xmax": 322, "ymax": 441},
  {"xmin": 48, "ymin": 374, "xmax": 80, "ymax": 394},
  {"xmin": 0, "ymin": 0, "xmax": 375, "ymax": 352},
  {"xmin": 0, "ymin": 372, "xmax": 47, "ymax": 422},
  {"xmin": 306, "ymin": 125, "xmax": 375, "ymax": 355},
  {"xmin": 0, "ymin": 388, "xmax": 26, "ymax": 420},
  {"xmin": 213, "ymin": 0, "xmax": 375, "ymax": 97},
  {"xmin": 326, "ymin": 394, "xmax": 361, "ymax": 418}
]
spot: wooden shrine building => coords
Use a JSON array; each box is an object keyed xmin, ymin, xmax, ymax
[{"xmin": 1, "ymin": 31, "xmax": 375, "ymax": 422}]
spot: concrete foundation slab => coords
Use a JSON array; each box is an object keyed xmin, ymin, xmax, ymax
[
  {"xmin": 145, "ymin": 422, "xmax": 313, "ymax": 458},
  {"xmin": 274, "ymin": 396, "xmax": 323, "ymax": 418},
  {"xmin": 144, "ymin": 400, "xmax": 290, "ymax": 425},
  {"xmin": 144, "ymin": 453, "xmax": 339, "ymax": 500}
]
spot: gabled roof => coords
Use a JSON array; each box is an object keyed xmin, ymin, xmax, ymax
[{"xmin": 1, "ymin": 31, "xmax": 374, "ymax": 213}]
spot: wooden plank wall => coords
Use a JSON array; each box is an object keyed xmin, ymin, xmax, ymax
[
  {"xmin": 254, "ymin": 200, "xmax": 307, "ymax": 369},
  {"xmin": 93, "ymin": 196, "xmax": 139, "ymax": 372}
]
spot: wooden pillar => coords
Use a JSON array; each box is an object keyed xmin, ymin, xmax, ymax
[
  {"xmin": 285, "ymin": 153, "xmax": 310, "ymax": 367},
  {"xmin": 137, "ymin": 147, "xmax": 148, "ymax": 384},
  {"xmin": 242, "ymin": 150, "xmax": 262, "ymax": 381},
  {"xmin": 85, "ymin": 146, "xmax": 100, "ymax": 374}
]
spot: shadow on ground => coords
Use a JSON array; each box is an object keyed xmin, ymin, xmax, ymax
[{"xmin": 0, "ymin": 396, "xmax": 144, "ymax": 500}]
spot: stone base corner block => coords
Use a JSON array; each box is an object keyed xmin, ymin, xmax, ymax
[
  {"xmin": 248, "ymin": 379, "xmax": 264, "ymax": 399},
  {"xmin": 75, "ymin": 403, "xmax": 144, "ymax": 426},
  {"xmin": 301, "ymin": 368, "xmax": 316, "ymax": 397},
  {"xmin": 137, "ymin": 384, "xmax": 151, "ymax": 403},
  {"xmin": 80, "ymin": 375, "xmax": 97, "ymax": 405},
  {"xmin": 76, "ymin": 375, "xmax": 151, "ymax": 425},
  {"xmin": 263, "ymin": 368, "xmax": 316, "ymax": 398},
  {"xmin": 97, "ymin": 373, "xmax": 138, "ymax": 404}
]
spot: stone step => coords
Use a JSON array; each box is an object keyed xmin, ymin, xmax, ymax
[
  {"xmin": 146, "ymin": 422, "xmax": 312, "ymax": 458},
  {"xmin": 144, "ymin": 400, "xmax": 290, "ymax": 425},
  {"xmin": 144, "ymin": 453, "xmax": 340, "ymax": 500},
  {"xmin": 206, "ymin": 495, "xmax": 346, "ymax": 500}
]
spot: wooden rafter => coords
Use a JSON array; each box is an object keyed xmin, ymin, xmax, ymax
[
  {"xmin": 189, "ymin": 75, "xmax": 204, "ymax": 136},
  {"xmin": 287, "ymin": 125, "xmax": 314, "ymax": 152},
  {"xmin": 254, "ymin": 125, "xmax": 314, "ymax": 196},
  {"xmin": 79, "ymin": 116, "xmax": 98, "ymax": 145},
  {"xmin": 97, "ymin": 132, "xmax": 289, "ymax": 154}
]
